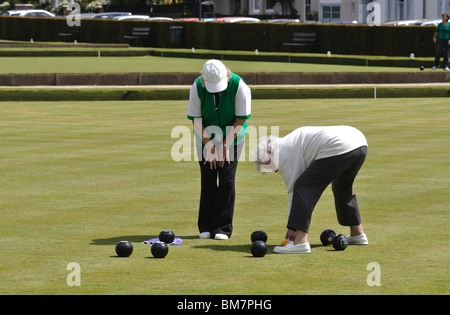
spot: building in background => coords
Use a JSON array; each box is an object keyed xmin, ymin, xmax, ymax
[
  {"xmin": 340, "ymin": 0, "xmax": 450, "ymax": 24},
  {"xmin": 232, "ymin": 0, "xmax": 450, "ymax": 23},
  {"xmin": 21, "ymin": 0, "xmax": 450, "ymax": 23}
]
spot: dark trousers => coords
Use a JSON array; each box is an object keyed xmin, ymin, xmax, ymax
[
  {"xmin": 434, "ymin": 39, "xmax": 450, "ymax": 69},
  {"xmin": 197, "ymin": 142, "xmax": 243, "ymax": 238},
  {"xmin": 287, "ymin": 146, "xmax": 367, "ymax": 233}
]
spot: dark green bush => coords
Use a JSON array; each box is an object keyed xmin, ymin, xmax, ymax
[{"xmin": 0, "ymin": 16, "xmax": 437, "ymax": 57}]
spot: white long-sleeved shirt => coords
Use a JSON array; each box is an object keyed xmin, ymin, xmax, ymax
[{"xmin": 275, "ymin": 126, "xmax": 368, "ymax": 217}]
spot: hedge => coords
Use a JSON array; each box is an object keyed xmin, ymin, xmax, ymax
[
  {"xmin": 2, "ymin": 72, "xmax": 449, "ymax": 86},
  {"xmin": 2, "ymin": 86, "xmax": 450, "ymax": 101},
  {"xmin": 0, "ymin": 16, "xmax": 437, "ymax": 57}
]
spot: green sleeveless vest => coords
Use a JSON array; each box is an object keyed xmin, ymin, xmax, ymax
[{"xmin": 194, "ymin": 72, "xmax": 248, "ymax": 145}]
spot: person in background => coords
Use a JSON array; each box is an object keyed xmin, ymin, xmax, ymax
[{"xmin": 433, "ymin": 13, "xmax": 450, "ymax": 71}]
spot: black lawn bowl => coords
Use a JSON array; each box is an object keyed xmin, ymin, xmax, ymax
[
  {"xmin": 332, "ymin": 234, "xmax": 348, "ymax": 251},
  {"xmin": 115, "ymin": 241, "xmax": 133, "ymax": 257},
  {"xmin": 320, "ymin": 229, "xmax": 337, "ymax": 246},
  {"xmin": 251, "ymin": 230, "xmax": 268, "ymax": 243},
  {"xmin": 151, "ymin": 242, "xmax": 169, "ymax": 258},
  {"xmin": 159, "ymin": 229, "xmax": 175, "ymax": 243},
  {"xmin": 250, "ymin": 241, "xmax": 268, "ymax": 257}
]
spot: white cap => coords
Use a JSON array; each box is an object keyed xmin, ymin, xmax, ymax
[{"xmin": 201, "ymin": 59, "xmax": 228, "ymax": 93}]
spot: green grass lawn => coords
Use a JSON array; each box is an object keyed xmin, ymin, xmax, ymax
[
  {"xmin": 0, "ymin": 55, "xmax": 425, "ymax": 74},
  {"xmin": 0, "ymin": 98, "xmax": 449, "ymax": 295}
]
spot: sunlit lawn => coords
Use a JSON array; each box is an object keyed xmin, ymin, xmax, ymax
[
  {"xmin": 0, "ymin": 55, "xmax": 425, "ymax": 74},
  {"xmin": 0, "ymin": 98, "xmax": 448, "ymax": 294}
]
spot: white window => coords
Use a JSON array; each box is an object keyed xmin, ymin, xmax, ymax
[
  {"xmin": 322, "ymin": 4, "xmax": 340, "ymax": 22},
  {"xmin": 253, "ymin": 0, "xmax": 260, "ymax": 13},
  {"xmin": 266, "ymin": 0, "xmax": 274, "ymax": 13}
]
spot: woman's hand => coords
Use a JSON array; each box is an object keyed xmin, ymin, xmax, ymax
[
  {"xmin": 203, "ymin": 140, "xmax": 219, "ymax": 169},
  {"xmin": 218, "ymin": 144, "xmax": 230, "ymax": 168},
  {"xmin": 285, "ymin": 229, "xmax": 297, "ymax": 241}
]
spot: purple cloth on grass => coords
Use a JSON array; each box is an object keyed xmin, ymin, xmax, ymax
[{"xmin": 143, "ymin": 237, "xmax": 183, "ymax": 245}]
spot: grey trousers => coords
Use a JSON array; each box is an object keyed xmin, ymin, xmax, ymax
[{"xmin": 287, "ymin": 146, "xmax": 368, "ymax": 233}]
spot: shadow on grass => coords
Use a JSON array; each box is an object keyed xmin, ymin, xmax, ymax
[
  {"xmin": 193, "ymin": 244, "xmax": 251, "ymax": 253},
  {"xmin": 91, "ymin": 235, "xmax": 199, "ymax": 245},
  {"xmin": 193, "ymin": 243, "xmax": 323, "ymax": 256}
]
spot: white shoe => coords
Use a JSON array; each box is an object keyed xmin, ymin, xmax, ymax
[
  {"xmin": 273, "ymin": 242, "xmax": 311, "ymax": 254},
  {"xmin": 214, "ymin": 233, "xmax": 229, "ymax": 240},
  {"xmin": 199, "ymin": 232, "xmax": 211, "ymax": 239},
  {"xmin": 432, "ymin": 66, "xmax": 437, "ymax": 70},
  {"xmin": 347, "ymin": 234, "xmax": 368, "ymax": 245},
  {"xmin": 445, "ymin": 67, "xmax": 449, "ymax": 71}
]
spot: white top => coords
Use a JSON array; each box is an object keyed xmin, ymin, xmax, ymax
[
  {"xmin": 187, "ymin": 80, "xmax": 252, "ymax": 119},
  {"xmin": 276, "ymin": 126, "xmax": 368, "ymax": 217}
]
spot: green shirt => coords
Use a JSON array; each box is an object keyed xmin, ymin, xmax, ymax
[
  {"xmin": 188, "ymin": 73, "xmax": 251, "ymax": 145},
  {"xmin": 436, "ymin": 22, "xmax": 450, "ymax": 40}
]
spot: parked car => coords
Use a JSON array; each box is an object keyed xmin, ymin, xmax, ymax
[
  {"xmin": 174, "ymin": 17, "xmax": 199, "ymax": 21},
  {"xmin": 421, "ymin": 19, "xmax": 441, "ymax": 26},
  {"xmin": 384, "ymin": 19, "xmax": 423, "ymax": 26},
  {"xmin": 78, "ymin": 14, "xmax": 96, "ymax": 19},
  {"xmin": 213, "ymin": 16, "xmax": 240, "ymax": 21},
  {"xmin": 217, "ymin": 17, "xmax": 260, "ymax": 23},
  {"xmin": 113, "ymin": 15, "xmax": 150, "ymax": 21},
  {"xmin": 330, "ymin": 20, "xmax": 359, "ymax": 24},
  {"xmin": 2, "ymin": 10, "xmax": 22, "ymax": 16},
  {"xmin": 148, "ymin": 17, "xmax": 173, "ymax": 21},
  {"xmin": 400, "ymin": 19, "xmax": 426, "ymax": 25},
  {"xmin": 5, "ymin": 9, "xmax": 55, "ymax": 17},
  {"xmin": 263, "ymin": 19, "xmax": 300, "ymax": 23},
  {"xmin": 92, "ymin": 12, "xmax": 131, "ymax": 19}
]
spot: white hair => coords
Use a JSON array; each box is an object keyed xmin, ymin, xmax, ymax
[{"xmin": 254, "ymin": 135, "xmax": 279, "ymax": 172}]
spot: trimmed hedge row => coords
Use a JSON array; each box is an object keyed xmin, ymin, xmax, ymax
[
  {"xmin": 2, "ymin": 72, "xmax": 450, "ymax": 86},
  {"xmin": 0, "ymin": 16, "xmax": 437, "ymax": 57},
  {"xmin": 2, "ymin": 86, "xmax": 450, "ymax": 101}
]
